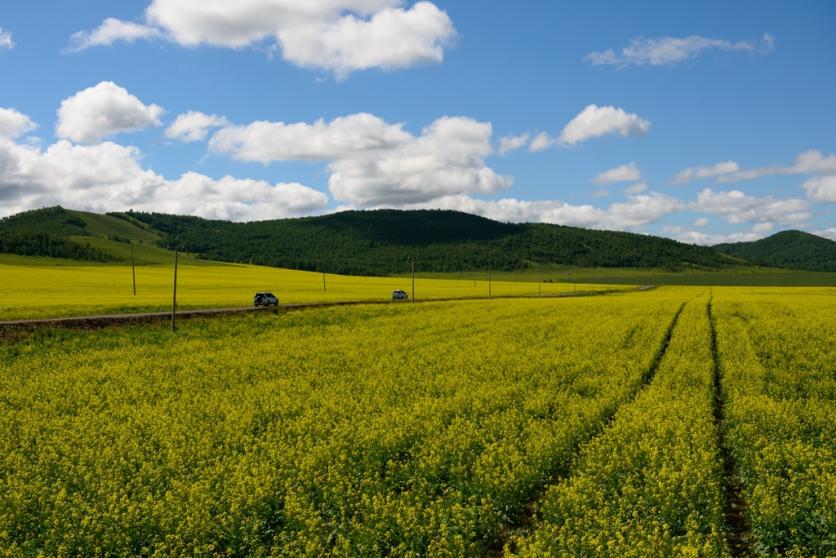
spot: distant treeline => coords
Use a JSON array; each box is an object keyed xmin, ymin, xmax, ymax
[
  {"xmin": 118, "ymin": 209, "xmax": 736, "ymax": 275},
  {"xmin": 0, "ymin": 233, "xmax": 115, "ymax": 262}
]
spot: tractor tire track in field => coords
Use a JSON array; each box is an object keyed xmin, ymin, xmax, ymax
[
  {"xmin": 491, "ymin": 301, "xmax": 687, "ymax": 556},
  {"xmin": 707, "ymin": 298, "xmax": 755, "ymax": 557}
]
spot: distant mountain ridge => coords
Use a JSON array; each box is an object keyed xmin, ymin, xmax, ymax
[
  {"xmin": 1, "ymin": 206, "xmax": 833, "ymax": 274},
  {"xmin": 715, "ymin": 230, "xmax": 836, "ymax": 272},
  {"xmin": 114, "ymin": 208, "xmax": 738, "ymax": 274}
]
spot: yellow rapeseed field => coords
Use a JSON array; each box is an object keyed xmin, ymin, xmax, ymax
[
  {"xmin": 0, "ymin": 259, "xmax": 616, "ymax": 320},
  {"xmin": 712, "ymin": 287, "xmax": 835, "ymax": 557},
  {"xmin": 0, "ymin": 286, "xmax": 832, "ymax": 556}
]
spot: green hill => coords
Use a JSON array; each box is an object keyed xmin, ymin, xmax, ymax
[
  {"xmin": 715, "ymin": 230, "xmax": 836, "ymax": 272},
  {"xmin": 0, "ymin": 207, "xmax": 205, "ymax": 265},
  {"xmin": 4, "ymin": 207, "xmax": 833, "ymax": 277},
  {"xmin": 114, "ymin": 208, "xmax": 737, "ymax": 274}
]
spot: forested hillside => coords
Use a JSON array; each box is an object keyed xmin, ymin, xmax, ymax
[
  {"xmin": 715, "ymin": 230, "xmax": 836, "ymax": 272},
  {"xmin": 119, "ymin": 209, "xmax": 736, "ymax": 274},
  {"xmin": 7, "ymin": 206, "xmax": 834, "ymax": 276}
]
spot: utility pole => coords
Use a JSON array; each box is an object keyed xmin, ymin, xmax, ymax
[
  {"xmin": 171, "ymin": 249, "xmax": 178, "ymax": 332},
  {"xmin": 411, "ymin": 256, "xmax": 415, "ymax": 303},
  {"xmin": 538, "ymin": 279, "xmax": 541, "ymax": 297},
  {"xmin": 131, "ymin": 242, "xmax": 136, "ymax": 296},
  {"xmin": 488, "ymin": 263, "xmax": 492, "ymax": 300}
]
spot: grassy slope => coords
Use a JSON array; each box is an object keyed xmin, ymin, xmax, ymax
[
  {"xmin": 67, "ymin": 209, "xmax": 209, "ymax": 265},
  {"xmin": 68, "ymin": 210, "xmax": 161, "ymax": 243},
  {"xmin": 0, "ymin": 207, "xmax": 207, "ymax": 265}
]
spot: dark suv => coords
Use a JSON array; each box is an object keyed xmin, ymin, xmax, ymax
[
  {"xmin": 392, "ymin": 289, "xmax": 409, "ymax": 301},
  {"xmin": 254, "ymin": 292, "xmax": 279, "ymax": 306}
]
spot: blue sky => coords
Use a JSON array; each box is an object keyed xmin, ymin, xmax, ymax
[{"xmin": 0, "ymin": 0, "xmax": 834, "ymax": 243}]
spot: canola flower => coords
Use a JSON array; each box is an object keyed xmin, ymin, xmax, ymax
[
  {"xmin": 712, "ymin": 287, "xmax": 835, "ymax": 557},
  {"xmin": 0, "ymin": 286, "xmax": 832, "ymax": 556},
  {"xmin": 0, "ymin": 260, "xmax": 619, "ymax": 320},
  {"xmin": 508, "ymin": 296, "xmax": 730, "ymax": 557},
  {"xmin": 0, "ymin": 294, "xmax": 680, "ymax": 556}
]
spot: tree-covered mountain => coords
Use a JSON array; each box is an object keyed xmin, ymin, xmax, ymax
[
  {"xmin": 114, "ymin": 208, "xmax": 737, "ymax": 274},
  {"xmin": 715, "ymin": 230, "xmax": 836, "ymax": 272},
  {"xmin": 5, "ymin": 206, "xmax": 834, "ymax": 275}
]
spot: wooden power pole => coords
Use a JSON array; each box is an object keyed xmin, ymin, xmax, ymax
[
  {"xmin": 131, "ymin": 243, "xmax": 136, "ymax": 296},
  {"xmin": 411, "ymin": 256, "xmax": 415, "ymax": 303},
  {"xmin": 488, "ymin": 263, "xmax": 492, "ymax": 300},
  {"xmin": 171, "ymin": 249, "xmax": 179, "ymax": 331}
]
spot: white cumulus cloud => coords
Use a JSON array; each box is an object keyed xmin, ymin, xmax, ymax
[
  {"xmin": 559, "ymin": 104, "xmax": 650, "ymax": 146},
  {"xmin": 71, "ymin": 1, "xmax": 456, "ymax": 78},
  {"xmin": 67, "ymin": 18, "xmax": 163, "ymax": 52},
  {"xmin": 402, "ymin": 191, "xmax": 683, "ymax": 231},
  {"xmin": 802, "ymin": 175, "xmax": 836, "ymax": 203},
  {"xmin": 211, "ymin": 113, "xmax": 412, "ymax": 162},
  {"xmin": 814, "ymin": 227, "xmax": 836, "ymax": 241},
  {"xmin": 166, "ymin": 111, "xmax": 230, "ymax": 142},
  {"xmin": 594, "ymin": 162, "xmax": 641, "ymax": 184},
  {"xmin": 586, "ymin": 33, "xmax": 774, "ymax": 67},
  {"xmin": 0, "ymin": 131, "xmax": 328, "ymax": 221},
  {"xmin": 498, "ymin": 132, "xmax": 529, "ymax": 155},
  {"xmin": 277, "ymin": 2, "xmax": 455, "ymax": 79},
  {"xmin": 624, "ymin": 181, "xmax": 647, "ymax": 195},
  {"xmin": 528, "ymin": 132, "xmax": 555, "ymax": 152},
  {"xmin": 0, "ymin": 108, "xmax": 37, "ymax": 139},
  {"xmin": 693, "ymin": 188, "xmax": 810, "ymax": 225},
  {"xmin": 0, "ymin": 28, "xmax": 13, "ymax": 50},
  {"xmin": 210, "ymin": 112, "xmax": 511, "ymax": 207},
  {"xmin": 672, "ymin": 160, "xmax": 740, "ymax": 184},
  {"xmin": 678, "ymin": 150, "xmax": 836, "ymax": 184},
  {"xmin": 665, "ymin": 222, "xmax": 775, "ymax": 246},
  {"xmin": 57, "ymin": 81, "xmax": 164, "ymax": 144}
]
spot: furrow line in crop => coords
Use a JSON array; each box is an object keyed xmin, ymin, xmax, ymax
[
  {"xmin": 489, "ymin": 300, "xmax": 687, "ymax": 555},
  {"xmin": 707, "ymin": 298, "xmax": 755, "ymax": 558}
]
